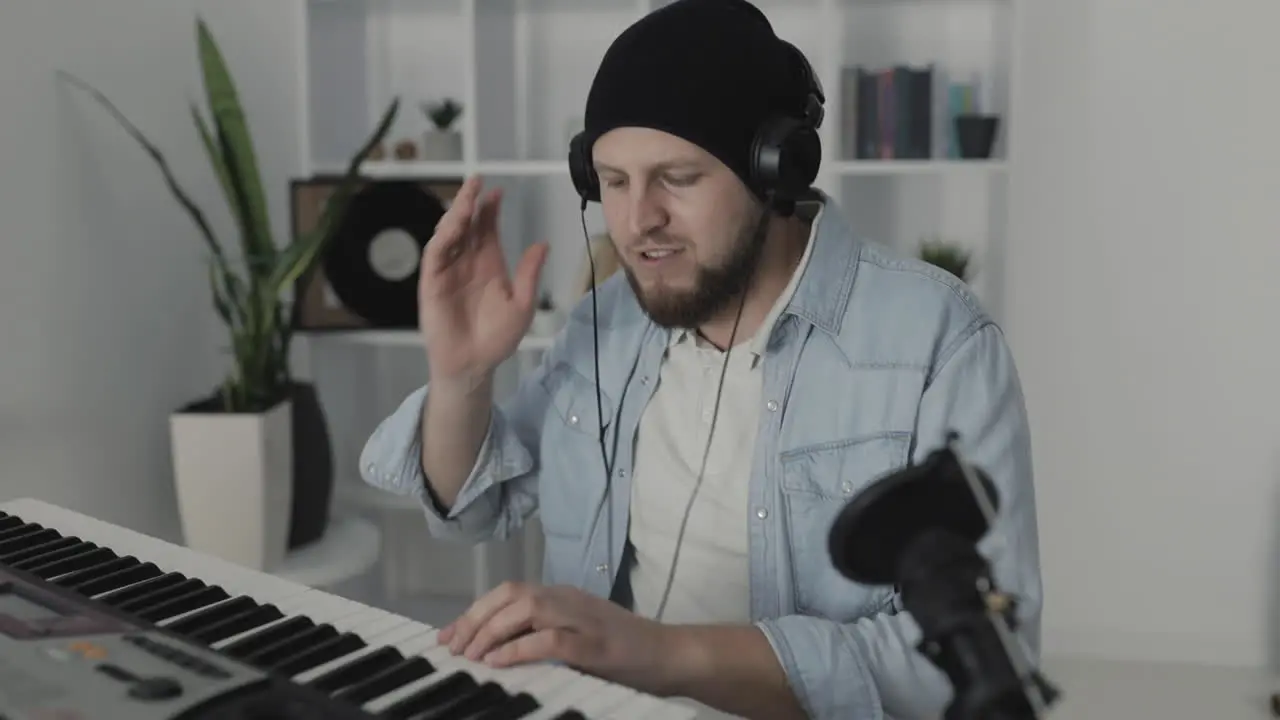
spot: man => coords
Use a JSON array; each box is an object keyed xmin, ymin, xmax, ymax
[{"xmin": 360, "ymin": 0, "xmax": 1044, "ymax": 718}]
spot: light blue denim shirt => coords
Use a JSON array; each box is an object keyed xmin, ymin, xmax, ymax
[{"xmin": 360, "ymin": 191, "xmax": 1044, "ymax": 720}]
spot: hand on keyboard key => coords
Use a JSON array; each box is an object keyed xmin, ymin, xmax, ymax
[{"xmin": 439, "ymin": 581, "xmax": 678, "ymax": 698}]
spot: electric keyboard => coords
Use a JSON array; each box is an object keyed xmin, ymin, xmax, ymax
[{"xmin": 0, "ymin": 498, "xmax": 698, "ymax": 720}]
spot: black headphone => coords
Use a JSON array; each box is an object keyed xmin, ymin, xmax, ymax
[{"xmin": 567, "ymin": 39, "xmax": 826, "ymax": 214}]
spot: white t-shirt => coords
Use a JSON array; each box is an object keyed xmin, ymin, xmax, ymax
[{"xmin": 626, "ymin": 203, "xmax": 822, "ymax": 719}]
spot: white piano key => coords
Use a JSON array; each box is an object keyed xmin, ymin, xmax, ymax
[
  {"xmin": 571, "ymin": 683, "xmax": 644, "ymax": 716},
  {"xmin": 607, "ymin": 694, "xmax": 690, "ymax": 720}
]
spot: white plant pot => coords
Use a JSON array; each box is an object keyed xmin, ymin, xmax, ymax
[
  {"xmin": 422, "ymin": 129, "xmax": 462, "ymax": 161},
  {"xmin": 170, "ymin": 398, "xmax": 293, "ymax": 571},
  {"xmin": 530, "ymin": 309, "xmax": 563, "ymax": 337}
]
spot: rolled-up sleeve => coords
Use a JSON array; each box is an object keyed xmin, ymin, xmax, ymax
[
  {"xmin": 757, "ymin": 320, "xmax": 1043, "ymax": 720},
  {"xmin": 359, "ymin": 351, "xmax": 561, "ymax": 544}
]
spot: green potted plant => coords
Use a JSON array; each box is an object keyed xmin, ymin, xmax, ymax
[
  {"xmin": 421, "ymin": 98, "xmax": 463, "ymax": 161},
  {"xmin": 59, "ymin": 16, "xmax": 398, "ymax": 571},
  {"xmin": 918, "ymin": 236, "xmax": 974, "ymax": 283}
]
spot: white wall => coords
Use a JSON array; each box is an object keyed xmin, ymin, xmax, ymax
[
  {"xmin": 1007, "ymin": 0, "xmax": 1280, "ymax": 668},
  {"xmin": 0, "ymin": 0, "xmax": 305, "ymax": 541}
]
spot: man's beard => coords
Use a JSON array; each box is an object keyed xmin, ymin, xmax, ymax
[{"xmin": 623, "ymin": 208, "xmax": 769, "ymax": 329}]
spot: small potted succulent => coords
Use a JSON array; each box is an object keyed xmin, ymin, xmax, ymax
[
  {"xmin": 919, "ymin": 237, "xmax": 973, "ymax": 283},
  {"xmin": 421, "ymin": 98, "xmax": 463, "ymax": 161},
  {"xmin": 530, "ymin": 292, "xmax": 563, "ymax": 337}
]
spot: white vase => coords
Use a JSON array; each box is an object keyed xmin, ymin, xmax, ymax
[
  {"xmin": 170, "ymin": 398, "xmax": 293, "ymax": 571},
  {"xmin": 530, "ymin": 309, "xmax": 563, "ymax": 337},
  {"xmin": 422, "ymin": 129, "xmax": 462, "ymax": 161}
]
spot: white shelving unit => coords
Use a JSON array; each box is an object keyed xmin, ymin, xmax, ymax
[
  {"xmin": 297, "ymin": 0, "xmax": 1016, "ymax": 602},
  {"xmin": 301, "ymin": 0, "xmax": 1016, "ymax": 317}
]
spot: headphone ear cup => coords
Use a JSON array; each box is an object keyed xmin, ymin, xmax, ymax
[
  {"xmin": 749, "ymin": 116, "xmax": 790, "ymax": 197},
  {"xmin": 750, "ymin": 116, "xmax": 821, "ymax": 203},
  {"xmin": 568, "ymin": 132, "xmax": 600, "ymax": 203}
]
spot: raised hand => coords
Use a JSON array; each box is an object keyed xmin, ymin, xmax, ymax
[{"xmin": 418, "ymin": 176, "xmax": 549, "ymax": 386}]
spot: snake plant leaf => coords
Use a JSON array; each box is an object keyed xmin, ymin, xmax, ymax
[
  {"xmin": 196, "ymin": 16, "xmax": 273, "ymax": 265},
  {"xmin": 212, "ymin": 108, "xmax": 265, "ymax": 278},
  {"xmin": 208, "ymin": 259, "xmax": 243, "ymax": 328},
  {"xmin": 57, "ymin": 70, "xmax": 229, "ymax": 271},
  {"xmin": 267, "ymin": 97, "xmax": 400, "ymax": 295},
  {"xmin": 189, "ymin": 103, "xmax": 235, "ymax": 233}
]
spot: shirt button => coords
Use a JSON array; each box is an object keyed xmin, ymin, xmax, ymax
[
  {"xmin": 596, "ymin": 563, "xmax": 609, "ymax": 573},
  {"xmin": 766, "ymin": 400, "xmax": 778, "ymax": 412},
  {"xmin": 641, "ymin": 375, "xmax": 649, "ymax": 385},
  {"xmin": 568, "ymin": 414, "xmax": 579, "ymax": 425},
  {"xmin": 617, "ymin": 469, "xmax": 627, "ymax": 479},
  {"xmin": 756, "ymin": 507, "xmax": 768, "ymax": 519},
  {"xmin": 841, "ymin": 480, "xmax": 854, "ymax": 495}
]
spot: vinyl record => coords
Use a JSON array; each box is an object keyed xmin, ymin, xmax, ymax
[{"xmin": 323, "ymin": 180, "xmax": 444, "ymax": 328}]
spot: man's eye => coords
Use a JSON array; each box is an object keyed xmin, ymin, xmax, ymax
[{"xmin": 666, "ymin": 174, "xmax": 699, "ymax": 187}]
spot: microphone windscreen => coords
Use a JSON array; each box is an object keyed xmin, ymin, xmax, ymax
[{"xmin": 827, "ymin": 446, "xmax": 999, "ymax": 585}]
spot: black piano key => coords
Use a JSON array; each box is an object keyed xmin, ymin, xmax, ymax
[
  {"xmin": 413, "ymin": 680, "xmax": 509, "ymax": 720},
  {"xmin": 270, "ymin": 631, "xmax": 365, "ymax": 677},
  {"xmin": 307, "ymin": 646, "xmax": 404, "ymax": 693},
  {"xmin": 377, "ymin": 671, "xmax": 478, "ymax": 720},
  {"xmin": 135, "ymin": 585, "xmax": 230, "ymax": 623},
  {"xmin": 51, "ymin": 555, "xmax": 140, "ymax": 588},
  {"xmin": 471, "ymin": 691, "xmax": 541, "ymax": 720},
  {"xmin": 94, "ymin": 571, "xmax": 185, "ymax": 606},
  {"xmin": 117, "ymin": 578, "xmax": 206, "ymax": 614},
  {"xmin": 164, "ymin": 595, "xmax": 257, "ymax": 636},
  {"xmin": 29, "ymin": 546, "xmax": 116, "ymax": 580},
  {"xmin": 0, "ymin": 528, "xmax": 60, "ymax": 556},
  {"xmin": 73, "ymin": 561, "xmax": 162, "ymax": 596},
  {"xmin": 220, "ymin": 616, "xmax": 315, "ymax": 659},
  {"xmin": 329, "ymin": 655, "xmax": 435, "ymax": 706},
  {"xmin": 549, "ymin": 711, "xmax": 588, "ymax": 720},
  {"xmin": 245, "ymin": 623, "xmax": 339, "ymax": 668},
  {"xmin": 190, "ymin": 604, "xmax": 284, "ymax": 646},
  {"xmin": 10, "ymin": 541, "xmax": 95, "ymax": 571},
  {"xmin": 1, "ymin": 536, "xmax": 78, "ymax": 565},
  {"xmin": 0, "ymin": 522, "xmax": 44, "ymax": 543}
]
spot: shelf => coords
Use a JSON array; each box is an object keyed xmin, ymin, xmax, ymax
[
  {"xmin": 300, "ymin": 329, "xmax": 557, "ymax": 353},
  {"xmin": 301, "ymin": 0, "xmax": 1018, "ymax": 315},
  {"xmin": 830, "ymin": 159, "xmax": 1005, "ymax": 176},
  {"xmin": 319, "ymin": 159, "xmax": 1002, "ymax": 180},
  {"xmin": 323, "ymin": 159, "xmax": 569, "ymax": 179}
]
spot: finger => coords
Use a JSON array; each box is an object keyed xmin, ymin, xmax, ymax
[
  {"xmin": 461, "ymin": 587, "xmax": 577, "ymax": 662},
  {"xmin": 471, "ymin": 186, "xmax": 503, "ymax": 245},
  {"xmin": 422, "ymin": 175, "xmax": 483, "ymax": 272},
  {"xmin": 482, "ymin": 627, "xmax": 590, "ymax": 668},
  {"xmin": 442, "ymin": 580, "xmax": 529, "ymax": 655},
  {"xmin": 511, "ymin": 242, "xmax": 549, "ymax": 311}
]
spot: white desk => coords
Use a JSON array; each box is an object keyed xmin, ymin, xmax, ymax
[
  {"xmin": 1039, "ymin": 655, "xmax": 1277, "ymax": 719},
  {"xmin": 273, "ymin": 514, "xmax": 381, "ymax": 589}
]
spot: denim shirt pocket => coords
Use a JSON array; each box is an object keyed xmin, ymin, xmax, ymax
[
  {"xmin": 779, "ymin": 431, "xmax": 912, "ymax": 619},
  {"xmin": 537, "ymin": 361, "xmax": 616, "ymax": 578}
]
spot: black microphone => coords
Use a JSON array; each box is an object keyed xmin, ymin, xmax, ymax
[{"xmin": 828, "ymin": 432, "xmax": 1060, "ymax": 720}]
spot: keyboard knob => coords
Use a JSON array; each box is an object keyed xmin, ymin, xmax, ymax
[{"xmin": 127, "ymin": 676, "xmax": 183, "ymax": 701}]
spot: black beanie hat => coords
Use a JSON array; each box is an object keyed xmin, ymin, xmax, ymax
[{"xmin": 581, "ymin": 0, "xmax": 812, "ymax": 200}]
